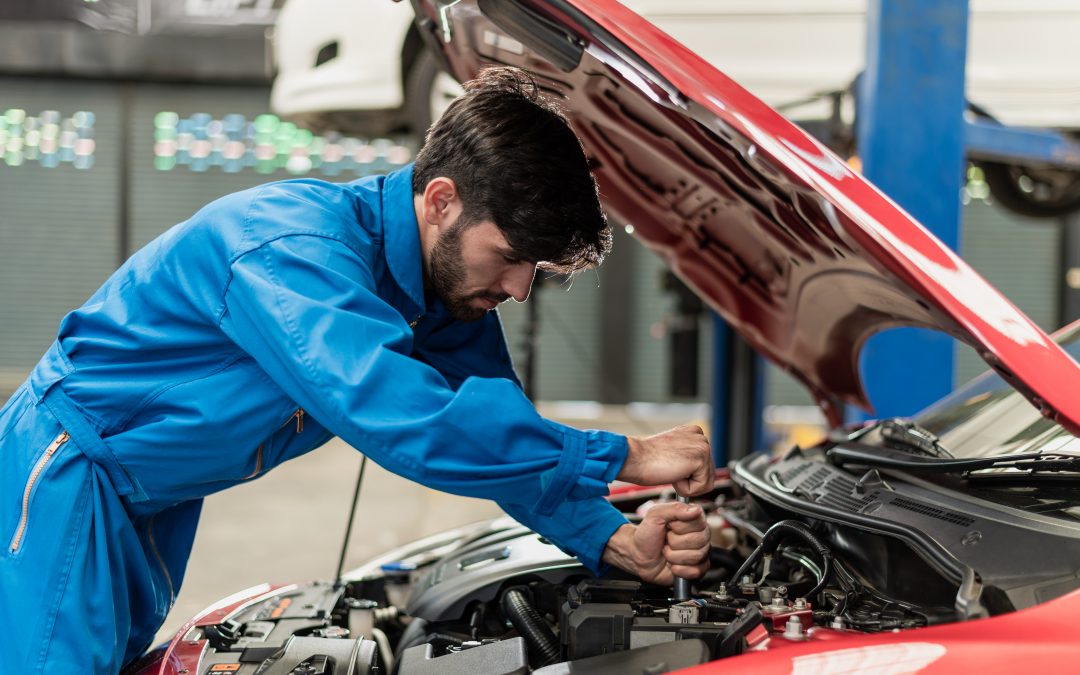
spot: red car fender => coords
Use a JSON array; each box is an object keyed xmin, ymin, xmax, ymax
[
  {"xmin": 130, "ymin": 583, "xmax": 295, "ymax": 675},
  {"xmin": 673, "ymin": 587, "xmax": 1080, "ymax": 674}
]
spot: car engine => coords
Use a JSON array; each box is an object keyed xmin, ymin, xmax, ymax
[{"xmin": 147, "ymin": 450, "xmax": 1048, "ymax": 675}]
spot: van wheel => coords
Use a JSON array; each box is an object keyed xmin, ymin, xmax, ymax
[
  {"xmin": 403, "ymin": 47, "xmax": 464, "ymax": 138},
  {"xmin": 980, "ymin": 161, "xmax": 1080, "ymax": 219}
]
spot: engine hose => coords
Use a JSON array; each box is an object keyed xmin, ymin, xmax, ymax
[
  {"xmin": 501, "ymin": 589, "xmax": 561, "ymax": 668},
  {"xmin": 730, "ymin": 520, "xmax": 833, "ymax": 599}
]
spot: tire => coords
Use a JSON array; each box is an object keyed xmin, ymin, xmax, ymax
[
  {"xmin": 403, "ymin": 47, "xmax": 464, "ymax": 138},
  {"xmin": 979, "ymin": 160, "xmax": 1080, "ymax": 219}
]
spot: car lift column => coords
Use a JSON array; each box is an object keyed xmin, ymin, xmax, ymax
[
  {"xmin": 1063, "ymin": 213, "xmax": 1080, "ymax": 324},
  {"xmin": 852, "ymin": 0, "xmax": 970, "ymax": 419},
  {"xmin": 711, "ymin": 316, "xmax": 764, "ymax": 466}
]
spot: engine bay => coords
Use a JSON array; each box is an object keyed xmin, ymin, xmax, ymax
[{"xmin": 140, "ymin": 437, "xmax": 1080, "ymax": 675}]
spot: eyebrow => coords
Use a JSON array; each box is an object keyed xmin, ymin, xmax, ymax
[{"xmin": 497, "ymin": 245, "xmax": 538, "ymax": 265}]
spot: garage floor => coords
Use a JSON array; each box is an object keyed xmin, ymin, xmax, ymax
[{"xmin": 154, "ymin": 405, "xmax": 700, "ymax": 644}]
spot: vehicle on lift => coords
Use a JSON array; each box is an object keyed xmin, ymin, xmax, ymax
[
  {"xmin": 271, "ymin": 0, "xmax": 1080, "ymax": 217},
  {"xmin": 130, "ymin": 1, "xmax": 1080, "ymax": 673}
]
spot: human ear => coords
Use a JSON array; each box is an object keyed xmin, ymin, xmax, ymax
[{"xmin": 421, "ymin": 177, "xmax": 462, "ymax": 231}]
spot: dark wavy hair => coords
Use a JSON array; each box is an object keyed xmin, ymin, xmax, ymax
[{"xmin": 412, "ymin": 66, "xmax": 611, "ymax": 273}]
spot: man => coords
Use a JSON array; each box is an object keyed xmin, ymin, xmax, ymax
[{"xmin": 0, "ymin": 66, "xmax": 713, "ymax": 672}]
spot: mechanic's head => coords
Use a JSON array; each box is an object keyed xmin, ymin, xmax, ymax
[{"xmin": 412, "ymin": 65, "xmax": 610, "ymax": 321}]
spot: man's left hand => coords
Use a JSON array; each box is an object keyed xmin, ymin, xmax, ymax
[{"xmin": 601, "ymin": 501, "xmax": 710, "ymax": 586}]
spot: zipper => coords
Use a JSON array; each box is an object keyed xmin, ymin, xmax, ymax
[
  {"xmin": 9, "ymin": 430, "xmax": 70, "ymax": 553},
  {"xmin": 243, "ymin": 444, "xmax": 265, "ymax": 480},
  {"xmin": 146, "ymin": 515, "xmax": 175, "ymax": 610},
  {"xmin": 244, "ymin": 409, "xmax": 304, "ymax": 480}
]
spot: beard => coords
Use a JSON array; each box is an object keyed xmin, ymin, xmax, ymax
[{"xmin": 427, "ymin": 219, "xmax": 507, "ymax": 322}]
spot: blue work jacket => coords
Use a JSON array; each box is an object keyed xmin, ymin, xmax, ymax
[{"xmin": 0, "ymin": 164, "xmax": 629, "ymax": 672}]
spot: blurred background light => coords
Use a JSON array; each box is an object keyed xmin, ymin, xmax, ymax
[
  {"xmin": 152, "ymin": 112, "xmax": 414, "ymax": 176},
  {"xmin": 0, "ymin": 109, "xmax": 95, "ymax": 168}
]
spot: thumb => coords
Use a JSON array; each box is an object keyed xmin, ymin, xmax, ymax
[
  {"xmin": 637, "ymin": 505, "xmax": 680, "ymax": 559},
  {"xmin": 644, "ymin": 501, "xmax": 701, "ymax": 527}
]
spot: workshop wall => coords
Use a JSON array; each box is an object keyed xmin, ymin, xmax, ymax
[
  {"xmin": 0, "ymin": 77, "xmax": 1066, "ymax": 414},
  {"xmin": 0, "ymin": 78, "xmax": 122, "ymax": 387},
  {"xmin": 0, "ymin": 78, "xmax": 412, "ymax": 394}
]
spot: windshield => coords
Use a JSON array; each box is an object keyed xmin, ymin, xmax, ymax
[{"xmin": 912, "ymin": 323, "xmax": 1080, "ymax": 459}]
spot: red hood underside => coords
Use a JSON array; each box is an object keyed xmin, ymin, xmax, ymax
[{"xmin": 415, "ymin": 0, "xmax": 1080, "ymax": 434}]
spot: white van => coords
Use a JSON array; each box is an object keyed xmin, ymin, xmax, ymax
[{"xmin": 270, "ymin": 0, "xmax": 1080, "ymax": 216}]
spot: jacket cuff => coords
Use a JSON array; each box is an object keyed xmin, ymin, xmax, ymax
[
  {"xmin": 573, "ymin": 506, "xmax": 631, "ymax": 574},
  {"xmin": 534, "ymin": 423, "xmax": 628, "ymax": 517}
]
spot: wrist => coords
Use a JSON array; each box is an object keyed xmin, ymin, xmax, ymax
[
  {"xmin": 617, "ymin": 436, "xmax": 642, "ymax": 483},
  {"xmin": 601, "ymin": 523, "xmax": 638, "ymax": 574}
]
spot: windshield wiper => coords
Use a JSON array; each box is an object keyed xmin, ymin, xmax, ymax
[
  {"xmin": 876, "ymin": 418, "xmax": 954, "ymax": 459},
  {"xmin": 827, "ymin": 444, "xmax": 1080, "ymax": 476}
]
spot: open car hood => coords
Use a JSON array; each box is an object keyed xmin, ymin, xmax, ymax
[{"xmin": 412, "ymin": 0, "xmax": 1080, "ymax": 434}]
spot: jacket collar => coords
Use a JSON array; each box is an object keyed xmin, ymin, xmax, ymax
[{"xmin": 381, "ymin": 163, "xmax": 426, "ymax": 317}]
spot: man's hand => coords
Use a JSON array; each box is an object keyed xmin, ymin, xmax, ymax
[
  {"xmin": 618, "ymin": 425, "xmax": 714, "ymax": 496},
  {"xmin": 601, "ymin": 502, "xmax": 710, "ymax": 586}
]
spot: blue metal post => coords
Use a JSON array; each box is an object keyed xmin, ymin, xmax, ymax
[
  {"xmin": 852, "ymin": 0, "xmax": 970, "ymax": 420},
  {"xmin": 711, "ymin": 313, "xmax": 765, "ymax": 466},
  {"xmin": 711, "ymin": 313, "xmax": 731, "ymax": 466}
]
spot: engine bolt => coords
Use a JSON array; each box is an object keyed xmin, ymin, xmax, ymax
[
  {"xmin": 794, "ymin": 597, "xmax": 808, "ymax": 610},
  {"xmin": 831, "ymin": 616, "xmax": 846, "ymax": 630},
  {"xmin": 783, "ymin": 615, "xmax": 805, "ymax": 640}
]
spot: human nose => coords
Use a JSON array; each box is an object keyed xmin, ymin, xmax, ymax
[{"xmin": 502, "ymin": 263, "xmax": 537, "ymax": 303}]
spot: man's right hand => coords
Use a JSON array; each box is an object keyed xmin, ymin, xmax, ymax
[{"xmin": 617, "ymin": 424, "xmax": 714, "ymax": 496}]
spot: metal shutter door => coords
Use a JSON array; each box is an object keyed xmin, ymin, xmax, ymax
[{"xmin": 0, "ymin": 78, "xmax": 121, "ymax": 391}]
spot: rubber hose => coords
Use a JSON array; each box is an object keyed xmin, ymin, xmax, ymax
[
  {"xmin": 501, "ymin": 589, "xmax": 561, "ymax": 668},
  {"xmin": 730, "ymin": 520, "xmax": 833, "ymax": 598},
  {"xmin": 710, "ymin": 546, "xmax": 746, "ymax": 575}
]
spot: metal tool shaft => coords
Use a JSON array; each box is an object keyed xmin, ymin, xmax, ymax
[{"xmin": 673, "ymin": 494, "xmax": 691, "ymax": 601}]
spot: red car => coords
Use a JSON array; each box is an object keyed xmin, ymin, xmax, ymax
[{"xmin": 129, "ymin": 1, "xmax": 1080, "ymax": 673}]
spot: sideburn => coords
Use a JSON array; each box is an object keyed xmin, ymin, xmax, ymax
[{"xmin": 427, "ymin": 218, "xmax": 486, "ymax": 321}]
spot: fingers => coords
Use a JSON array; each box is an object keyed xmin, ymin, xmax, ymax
[
  {"xmin": 669, "ymin": 561, "xmax": 709, "ymax": 580},
  {"xmin": 668, "ymin": 516, "xmax": 708, "ymax": 535},
  {"xmin": 664, "ymin": 543, "xmax": 710, "ymax": 566},
  {"xmin": 664, "ymin": 508, "xmax": 710, "ymax": 572},
  {"xmin": 674, "ymin": 469, "xmax": 714, "ymax": 497},
  {"xmin": 628, "ymin": 502, "xmax": 711, "ymax": 585},
  {"xmin": 664, "ymin": 533, "xmax": 710, "ymax": 578},
  {"xmin": 672, "ymin": 426, "xmax": 713, "ymax": 496},
  {"xmin": 618, "ymin": 424, "xmax": 715, "ymax": 494},
  {"xmin": 667, "ymin": 526, "xmax": 710, "ymax": 549},
  {"xmin": 642, "ymin": 502, "xmax": 711, "ymax": 579},
  {"xmin": 642, "ymin": 501, "xmax": 701, "ymax": 524}
]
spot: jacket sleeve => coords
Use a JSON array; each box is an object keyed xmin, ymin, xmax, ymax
[
  {"xmin": 219, "ymin": 234, "xmax": 628, "ymax": 521},
  {"xmin": 410, "ymin": 308, "xmax": 630, "ymax": 572},
  {"xmin": 500, "ymin": 497, "xmax": 628, "ymax": 573}
]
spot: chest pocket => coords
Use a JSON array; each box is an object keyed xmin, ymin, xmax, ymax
[{"xmin": 242, "ymin": 408, "xmax": 305, "ymax": 480}]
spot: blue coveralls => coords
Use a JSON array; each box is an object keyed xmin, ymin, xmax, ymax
[{"xmin": 0, "ymin": 165, "xmax": 630, "ymax": 673}]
